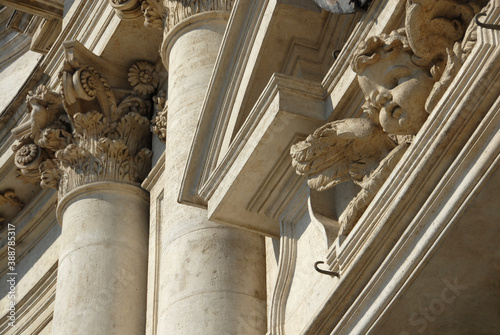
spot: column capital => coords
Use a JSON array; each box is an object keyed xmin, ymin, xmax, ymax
[
  {"xmin": 163, "ymin": 0, "xmax": 234, "ymax": 32},
  {"xmin": 12, "ymin": 41, "xmax": 159, "ymax": 199}
]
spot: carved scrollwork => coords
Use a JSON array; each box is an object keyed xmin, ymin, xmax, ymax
[
  {"xmin": 12, "ymin": 135, "xmax": 45, "ymax": 183},
  {"xmin": 142, "ymin": 0, "xmax": 165, "ymax": 29},
  {"xmin": 151, "ymin": 90, "xmax": 167, "ymax": 141},
  {"xmin": 424, "ymin": 2, "xmax": 490, "ymax": 112},
  {"xmin": 13, "ymin": 52, "xmax": 155, "ymax": 198},
  {"xmin": 14, "ymin": 141, "xmax": 41, "ymax": 167},
  {"xmin": 291, "ymin": 0, "xmax": 490, "ymax": 237},
  {"xmin": 0, "ymin": 191, "xmax": 24, "ymax": 209}
]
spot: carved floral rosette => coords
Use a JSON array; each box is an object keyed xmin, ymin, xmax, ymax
[
  {"xmin": 13, "ymin": 57, "xmax": 158, "ymax": 198},
  {"xmin": 164, "ymin": 0, "xmax": 234, "ymax": 32}
]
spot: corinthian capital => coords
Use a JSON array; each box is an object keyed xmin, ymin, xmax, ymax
[
  {"xmin": 163, "ymin": 0, "xmax": 234, "ymax": 32},
  {"xmin": 12, "ymin": 42, "xmax": 159, "ymax": 198}
]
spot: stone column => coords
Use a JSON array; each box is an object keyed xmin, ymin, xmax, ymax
[
  {"xmin": 53, "ymin": 182, "xmax": 149, "ymax": 335},
  {"xmin": 157, "ymin": 2, "xmax": 267, "ymax": 334},
  {"xmin": 12, "ymin": 45, "xmax": 158, "ymax": 334}
]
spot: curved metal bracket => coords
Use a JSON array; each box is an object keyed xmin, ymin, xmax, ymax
[
  {"xmin": 475, "ymin": 13, "xmax": 500, "ymax": 31},
  {"xmin": 314, "ymin": 261, "xmax": 340, "ymax": 277},
  {"xmin": 332, "ymin": 49, "xmax": 341, "ymax": 60}
]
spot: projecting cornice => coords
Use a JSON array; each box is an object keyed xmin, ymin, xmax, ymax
[{"xmin": 0, "ymin": 0, "xmax": 63, "ymax": 20}]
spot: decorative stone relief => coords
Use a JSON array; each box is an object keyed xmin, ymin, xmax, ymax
[
  {"xmin": 0, "ymin": 190, "xmax": 24, "ymax": 208},
  {"xmin": 142, "ymin": 0, "xmax": 165, "ymax": 29},
  {"xmin": 12, "ymin": 53, "xmax": 158, "ymax": 198},
  {"xmin": 163, "ymin": 0, "xmax": 234, "ymax": 32},
  {"xmin": 422, "ymin": 1, "xmax": 491, "ymax": 111},
  {"xmin": 291, "ymin": 1, "xmax": 490, "ymax": 237},
  {"xmin": 109, "ymin": 0, "xmax": 144, "ymax": 19},
  {"xmin": 151, "ymin": 90, "xmax": 167, "ymax": 141},
  {"xmin": 405, "ymin": 0, "xmax": 486, "ymax": 67},
  {"xmin": 292, "ymin": 29, "xmax": 436, "ymax": 236},
  {"xmin": 128, "ymin": 61, "xmax": 160, "ymax": 96},
  {"xmin": 12, "ymin": 134, "xmax": 46, "ymax": 183}
]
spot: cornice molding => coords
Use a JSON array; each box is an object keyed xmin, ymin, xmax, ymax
[
  {"xmin": 0, "ymin": 0, "xmax": 63, "ymax": 21},
  {"xmin": 206, "ymin": 74, "xmax": 326, "ymax": 237}
]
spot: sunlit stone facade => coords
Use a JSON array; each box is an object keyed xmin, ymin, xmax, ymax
[{"xmin": 1, "ymin": 1, "xmax": 499, "ymax": 334}]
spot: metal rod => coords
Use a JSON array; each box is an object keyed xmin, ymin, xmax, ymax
[
  {"xmin": 475, "ymin": 13, "xmax": 500, "ymax": 31},
  {"xmin": 314, "ymin": 261, "xmax": 340, "ymax": 277}
]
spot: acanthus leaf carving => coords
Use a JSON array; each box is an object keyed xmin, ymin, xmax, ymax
[
  {"xmin": 13, "ymin": 50, "xmax": 155, "ymax": 198},
  {"xmin": 151, "ymin": 90, "xmax": 167, "ymax": 142}
]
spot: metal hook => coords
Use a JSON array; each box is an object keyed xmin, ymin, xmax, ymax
[
  {"xmin": 332, "ymin": 49, "xmax": 341, "ymax": 60},
  {"xmin": 475, "ymin": 13, "xmax": 500, "ymax": 31},
  {"xmin": 314, "ymin": 261, "xmax": 340, "ymax": 277},
  {"xmin": 350, "ymin": 0, "xmax": 369, "ymax": 13}
]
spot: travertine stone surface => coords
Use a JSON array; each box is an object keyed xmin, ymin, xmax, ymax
[
  {"xmin": 158, "ymin": 11, "xmax": 266, "ymax": 335},
  {"xmin": 163, "ymin": 0, "xmax": 234, "ymax": 33},
  {"xmin": 52, "ymin": 182, "xmax": 149, "ymax": 335}
]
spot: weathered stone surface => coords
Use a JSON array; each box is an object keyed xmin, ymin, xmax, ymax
[{"xmin": 0, "ymin": 0, "xmax": 498, "ymax": 334}]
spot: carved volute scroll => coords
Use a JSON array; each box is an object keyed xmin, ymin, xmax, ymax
[
  {"xmin": 163, "ymin": 0, "xmax": 234, "ymax": 32},
  {"xmin": 291, "ymin": 0, "xmax": 490, "ymax": 237},
  {"xmin": 12, "ymin": 43, "xmax": 160, "ymax": 199}
]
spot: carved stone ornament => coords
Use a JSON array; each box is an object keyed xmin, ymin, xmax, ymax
[
  {"xmin": 291, "ymin": 0, "xmax": 490, "ymax": 236},
  {"xmin": 0, "ymin": 190, "xmax": 24, "ymax": 209},
  {"xmin": 151, "ymin": 90, "xmax": 167, "ymax": 141},
  {"xmin": 164, "ymin": 0, "xmax": 234, "ymax": 32},
  {"xmin": 128, "ymin": 61, "xmax": 160, "ymax": 96},
  {"xmin": 12, "ymin": 45, "xmax": 156, "ymax": 198},
  {"xmin": 142, "ymin": 0, "xmax": 165, "ymax": 29},
  {"xmin": 12, "ymin": 133, "xmax": 46, "ymax": 183},
  {"xmin": 109, "ymin": 0, "xmax": 144, "ymax": 19}
]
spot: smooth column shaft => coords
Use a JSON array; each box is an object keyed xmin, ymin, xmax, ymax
[
  {"xmin": 53, "ymin": 182, "xmax": 149, "ymax": 335},
  {"xmin": 158, "ymin": 13, "xmax": 267, "ymax": 335}
]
